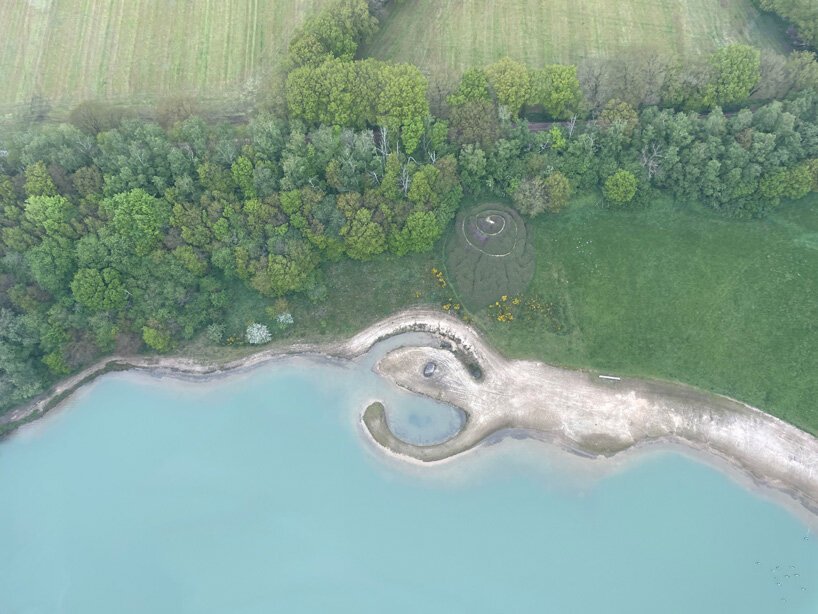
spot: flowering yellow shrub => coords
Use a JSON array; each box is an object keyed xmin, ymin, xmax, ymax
[
  {"xmin": 431, "ymin": 267, "xmax": 447, "ymax": 288},
  {"xmin": 441, "ymin": 301, "xmax": 462, "ymax": 315},
  {"xmin": 488, "ymin": 295, "xmax": 519, "ymax": 323},
  {"xmin": 487, "ymin": 294, "xmax": 569, "ymax": 333}
]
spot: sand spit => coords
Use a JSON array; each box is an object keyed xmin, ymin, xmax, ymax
[
  {"xmin": 3, "ymin": 310, "xmax": 818, "ymax": 513},
  {"xmin": 359, "ymin": 314, "xmax": 818, "ymax": 514}
]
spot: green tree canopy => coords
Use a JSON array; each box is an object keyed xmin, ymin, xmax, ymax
[
  {"xmin": 376, "ymin": 63, "xmax": 430, "ymax": 133},
  {"xmin": 286, "ymin": 59, "xmax": 428, "ymax": 133},
  {"xmin": 529, "ymin": 65, "xmax": 583, "ymax": 119},
  {"xmin": 484, "ymin": 57, "xmax": 531, "ymax": 116},
  {"xmin": 512, "ymin": 176, "xmax": 548, "ymax": 217},
  {"xmin": 24, "ymin": 161, "xmax": 58, "ymax": 197},
  {"xmin": 447, "ymin": 68, "xmax": 491, "ymax": 107},
  {"xmin": 543, "ymin": 172, "xmax": 572, "ymax": 213},
  {"xmin": 341, "ymin": 208, "xmax": 387, "ymax": 260},
  {"xmin": 142, "ymin": 325, "xmax": 173, "ymax": 352},
  {"xmin": 71, "ymin": 268, "xmax": 127, "ymax": 312},
  {"xmin": 448, "ymin": 100, "xmax": 501, "ymax": 150},
  {"xmin": 24, "ymin": 195, "xmax": 77, "ymax": 238},
  {"xmin": 391, "ymin": 210, "xmax": 442, "ymax": 255},
  {"xmin": 512, "ymin": 172, "xmax": 572, "ymax": 217},
  {"xmin": 603, "ymin": 170, "xmax": 639, "ymax": 206},
  {"xmin": 705, "ymin": 45, "xmax": 761, "ymax": 108},
  {"xmin": 101, "ymin": 189, "xmax": 171, "ymax": 256},
  {"xmin": 599, "ymin": 99, "xmax": 639, "ymax": 136},
  {"xmin": 288, "ymin": 0, "xmax": 378, "ymax": 67}
]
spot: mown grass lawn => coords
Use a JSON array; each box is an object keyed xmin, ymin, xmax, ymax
[
  {"xmin": 364, "ymin": 0, "xmax": 787, "ymax": 84},
  {"xmin": 0, "ymin": 0, "xmax": 329, "ymax": 113},
  {"xmin": 474, "ymin": 196, "xmax": 818, "ymax": 435}
]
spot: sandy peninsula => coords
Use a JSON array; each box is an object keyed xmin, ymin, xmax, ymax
[
  {"xmin": 357, "ymin": 312, "xmax": 818, "ymax": 515},
  {"xmin": 3, "ymin": 309, "xmax": 818, "ymax": 515}
]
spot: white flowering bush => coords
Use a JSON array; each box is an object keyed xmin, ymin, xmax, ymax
[
  {"xmin": 276, "ymin": 312, "xmax": 294, "ymax": 328},
  {"xmin": 246, "ymin": 323, "xmax": 272, "ymax": 345}
]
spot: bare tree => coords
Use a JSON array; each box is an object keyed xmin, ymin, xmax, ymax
[
  {"xmin": 752, "ymin": 50, "xmax": 792, "ymax": 100},
  {"xmin": 578, "ymin": 59, "xmax": 608, "ymax": 112},
  {"xmin": 399, "ymin": 163, "xmax": 411, "ymax": 196},
  {"xmin": 133, "ymin": 147, "xmax": 148, "ymax": 167},
  {"xmin": 215, "ymin": 140, "xmax": 237, "ymax": 166},
  {"xmin": 566, "ymin": 115, "xmax": 577, "ymax": 139},
  {"xmin": 640, "ymin": 143, "xmax": 664, "ymax": 181},
  {"xmin": 420, "ymin": 118, "xmax": 439, "ymax": 164},
  {"xmin": 178, "ymin": 142, "xmax": 196, "ymax": 163},
  {"xmin": 637, "ymin": 52, "xmax": 674, "ymax": 106},
  {"xmin": 376, "ymin": 126, "xmax": 390, "ymax": 165},
  {"xmin": 426, "ymin": 73, "xmax": 453, "ymax": 117}
]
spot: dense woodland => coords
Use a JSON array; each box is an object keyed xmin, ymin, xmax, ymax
[{"xmin": 2, "ymin": 0, "xmax": 818, "ymax": 416}]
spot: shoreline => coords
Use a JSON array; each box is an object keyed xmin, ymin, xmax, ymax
[
  {"xmin": 0, "ymin": 310, "xmax": 470, "ymax": 436},
  {"xmin": 4, "ymin": 309, "xmax": 818, "ymax": 518},
  {"xmin": 359, "ymin": 417, "xmax": 818, "ymax": 532}
]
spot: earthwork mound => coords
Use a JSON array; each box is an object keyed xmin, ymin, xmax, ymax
[{"xmin": 446, "ymin": 203, "xmax": 535, "ymax": 310}]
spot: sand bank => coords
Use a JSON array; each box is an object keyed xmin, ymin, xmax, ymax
[{"xmin": 358, "ymin": 313, "xmax": 818, "ymax": 515}]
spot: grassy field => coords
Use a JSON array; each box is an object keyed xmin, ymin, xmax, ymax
[
  {"xmin": 231, "ymin": 195, "xmax": 818, "ymax": 435},
  {"xmin": 0, "ymin": 0, "xmax": 329, "ymax": 114},
  {"xmin": 364, "ymin": 0, "xmax": 788, "ymax": 84},
  {"xmin": 472, "ymin": 197, "xmax": 818, "ymax": 435}
]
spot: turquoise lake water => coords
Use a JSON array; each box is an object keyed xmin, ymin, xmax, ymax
[{"xmin": 2, "ymin": 339, "xmax": 818, "ymax": 613}]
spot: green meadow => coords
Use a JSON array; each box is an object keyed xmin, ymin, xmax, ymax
[{"xmin": 484, "ymin": 197, "xmax": 818, "ymax": 434}]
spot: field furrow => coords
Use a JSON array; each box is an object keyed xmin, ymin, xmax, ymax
[{"xmin": 0, "ymin": 0, "xmax": 329, "ymax": 113}]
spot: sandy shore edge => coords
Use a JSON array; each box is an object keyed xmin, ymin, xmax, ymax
[{"xmin": 4, "ymin": 309, "xmax": 818, "ymax": 517}]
